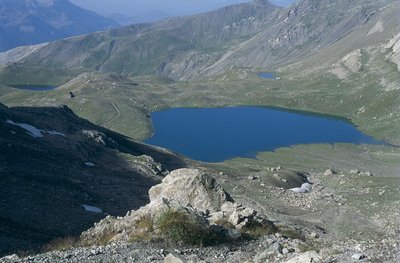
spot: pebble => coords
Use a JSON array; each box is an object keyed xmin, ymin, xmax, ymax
[
  {"xmin": 351, "ymin": 253, "xmax": 366, "ymax": 260},
  {"xmin": 324, "ymin": 169, "xmax": 336, "ymax": 176}
]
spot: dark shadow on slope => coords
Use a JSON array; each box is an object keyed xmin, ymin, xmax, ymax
[{"xmin": 0, "ymin": 103, "xmax": 189, "ymax": 256}]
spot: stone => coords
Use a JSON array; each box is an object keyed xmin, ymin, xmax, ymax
[
  {"xmin": 350, "ymin": 169, "xmax": 360, "ymax": 174},
  {"xmin": 164, "ymin": 253, "xmax": 188, "ymax": 263},
  {"xmin": 248, "ymin": 175, "xmax": 258, "ymax": 180},
  {"xmin": 209, "ymin": 211, "xmax": 224, "ymax": 224},
  {"xmin": 290, "ymin": 183, "xmax": 312, "ymax": 193},
  {"xmin": 229, "ymin": 210, "xmax": 241, "ymax": 225},
  {"xmin": 282, "ymin": 248, "xmax": 290, "ymax": 254},
  {"xmin": 351, "ymin": 253, "xmax": 366, "ymax": 260},
  {"xmin": 254, "ymin": 242, "xmax": 283, "ymax": 262},
  {"xmin": 149, "ymin": 169, "xmax": 233, "ymax": 213},
  {"xmin": 323, "ymin": 169, "xmax": 336, "ymax": 176},
  {"xmin": 239, "ymin": 207, "xmax": 256, "ymax": 218},
  {"xmin": 227, "ymin": 228, "xmax": 242, "ymax": 239},
  {"xmin": 310, "ymin": 232, "xmax": 319, "ymax": 238},
  {"xmin": 284, "ymin": 251, "xmax": 322, "ymax": 263}
]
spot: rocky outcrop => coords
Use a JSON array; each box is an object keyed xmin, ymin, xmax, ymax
[
  {"xmin": 385, "ymin": 33, "xmax": 400, "ymax": 71},
  {"xmin": 81, "ymin": 168, "xmax": 273, "ymax": 245}
]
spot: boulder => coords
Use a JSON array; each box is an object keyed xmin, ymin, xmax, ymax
[
  {"xmin": 164, "ymin": 253, "xmax": 187, "ymax": 263},
  {"xmin": 149, "ymin": 169, "xmax": 233, "ymax": 213}
]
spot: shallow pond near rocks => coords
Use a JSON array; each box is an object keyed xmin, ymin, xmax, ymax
[{"xmin": 145, "ymin": 107, "xmax": 382, "ymax": 162}]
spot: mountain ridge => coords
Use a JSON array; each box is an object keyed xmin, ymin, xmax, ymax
[
  {"xmin": 1, "ymin": 0, "xmax": 397, "ymax": 81},
  {"xmin": 0, "ymin": 0, "xmax": 118, "ymax": 52}
]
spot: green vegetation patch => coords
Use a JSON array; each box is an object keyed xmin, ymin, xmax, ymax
[{"xmin": 157, "ymin": 209, "xmax": 212, "ymax": 246}]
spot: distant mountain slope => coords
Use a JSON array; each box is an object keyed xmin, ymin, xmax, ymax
[
  {"xmin": 0, "ymin": 0, "xmax": 282, "ymax": 80},
  {"xmin": 2, "ymin": 0, "xmax": 398, "ymax": 82},
  {"xmin": 0, "ymin": 0, "xmax": 118, "ymax": 52}
]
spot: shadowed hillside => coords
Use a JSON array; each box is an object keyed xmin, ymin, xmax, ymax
[{"xmin": 0, "ymin": 103, "xmax": 188, "ymax": 256}]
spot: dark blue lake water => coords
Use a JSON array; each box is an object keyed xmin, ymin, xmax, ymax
[
  {"xmin": 258, "ymin": 72, "xmax": 276, "ymax": 79},
  {"xmin": 145, "ymin": 107, "xmax": 381, "ymax": 162},
  {"xmin": 10, "ymin": 85, "xmax": 57, "ymax": 91}
]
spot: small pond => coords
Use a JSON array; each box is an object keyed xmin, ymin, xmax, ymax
[
  {"xmin": 257, "ymin": 72, "xmax": 276, "ymax": 79},
  {"xmin": 145, "ymin": 107, "xmax": 382, "ymax": 162},
  {"xmin": 9, "ymin": 85, "xmax": 57, "ymax": 91}
]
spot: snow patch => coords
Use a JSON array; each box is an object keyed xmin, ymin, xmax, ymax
[
  {"xmin": 290, "ymin": 183, "xmax": 312, "ymax": 193},
  {"xmin": 6, "ymin": 120, "xmax": 43, "ymax": 138},
  {"xmin": 6, "ymin": 120, "xmax": 66, "ymax": 138},
  {"xmin": 47, "ymin": 130, "xmax": 66, "ymax": 137},
  {"xmin": 84, "ymin": 162, "xmax": 95, "ymax": 167},
  {"xmin": 82, "ymin": 205, "xmax": 103, "ymax": 213}
]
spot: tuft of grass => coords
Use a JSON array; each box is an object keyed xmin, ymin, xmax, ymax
[
  {"xmin": 42, "ymin": 236, "xmax": 79, "ymax": 252},
  {"xmin": 214, "ymin": 218, "xmax": 236, "ymax": 229},
  {"xmin": 280, "ymin": 228, "xmax": 306, "ymax": 241},
  {"xmin": 240, "ymin": 220, "xmax": 277, "ymax": 238},
  {"xmin": 134, "ymin": 215, "xmax": 154, "ymax": 231},
  {"xmin": 80, "ymin": 231, "xmax": 116, "ymax": 247},
  {"xmin": 128, "ymin": 231, "xmax": 154, "ymax": 243},
  {"xmin": 157, "ymin": 209, "xmax": 211, "ymax": 246},
  {"xmin": 298, "ymin": 242, "xmax": 321, "ymax": 253}
]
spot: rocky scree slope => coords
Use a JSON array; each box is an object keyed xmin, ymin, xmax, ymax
[
  {"xmin": 3, "ymin": 166, "xmax": 399, "ymax": 262},
  {"xmin": 0, "ymin": 168, "xmax": 326, "ymax": 263},
  {"xmin": 0, "ymin": 103, "xmax": 188, "ymax": 256}
]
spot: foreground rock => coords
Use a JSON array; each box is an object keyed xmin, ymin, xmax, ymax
[{"xmin": 81, "ymin": 168, "xmax": 274, "ymax": 245}]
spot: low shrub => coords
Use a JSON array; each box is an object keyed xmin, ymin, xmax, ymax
[
  {"xmin": 157, "ymin": 209, "xmax": 211, "ymax": 246},
  {"xmin": 241, "ymin": 220, "xmax": 277, "ymax": 238},
  {"xmin": 80, "ymin": 231, "xmax": 116, "ymax": 247},
  {"xmin": 280, "ymin": 228, "xmax": 306, "ymax": 241}
]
